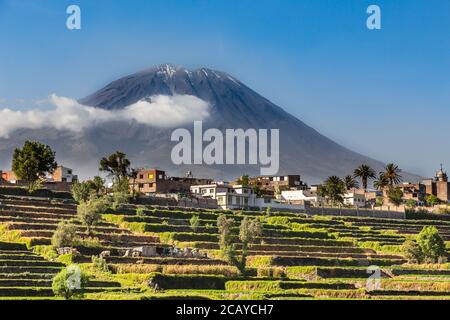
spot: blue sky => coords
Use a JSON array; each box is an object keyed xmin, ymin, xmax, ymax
[{"xmin": 0, "ymin": 0, "xmax": 449, "ymax": 177}]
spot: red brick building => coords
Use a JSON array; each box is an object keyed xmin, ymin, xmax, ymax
[
  {"xmin": 422, "ymin": 166, "xmax": 450, "ymax": 203},
  {"xmin": 130, "ymin": 169, "xmax": 213, "ymax": 194}
]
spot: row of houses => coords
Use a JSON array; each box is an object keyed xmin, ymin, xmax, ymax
[
  {"xmin": 0, "ymin": 166, "xmax": 78, "ymax": 192},
  {"xmin": 2, "ymin": 164, "xmax": 449, "ymax": 211}
]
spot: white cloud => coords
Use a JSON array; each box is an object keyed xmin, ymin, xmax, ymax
[{"xmin": 0, "ymin": 94, "xmax": 210, "ymax": 138}]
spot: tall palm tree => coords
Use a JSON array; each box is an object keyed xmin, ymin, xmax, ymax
[
  {"xmin": 373, "ymin": 173, "xmax": 389, "ymax": 191},
  {"xmin": 323, "ymin": 176, "xmax": 346, "ymax": 205},
  {"xmin": 344, "ymin": 175, "xmax": 359, "ymax": 190},
  {"xmin": 353, "ymin": 165, "xmax": 376, "ymax": 190},
  {"xmin": 384, "ymin": 163, "xmax": 402, "ymax": 186}
]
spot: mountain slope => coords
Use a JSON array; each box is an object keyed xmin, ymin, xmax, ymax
[{"xmin": 0, "ymin": 64, "xmax": 420, "ymax": 183}]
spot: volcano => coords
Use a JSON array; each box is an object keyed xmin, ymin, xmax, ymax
[{"xmin": 0, "ymin": 64, "xmax": 420, "ymax": 183}]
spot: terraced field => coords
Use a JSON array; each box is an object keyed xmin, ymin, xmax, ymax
[{"xmin": 1, "ymin": 194, "xmax": 450, "ymax": 300}]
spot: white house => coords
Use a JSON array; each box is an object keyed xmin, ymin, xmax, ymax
[
  {"xmin": 343, "ymin": 192, "xmax": 366, "ymax": 208},
  {"xmin": 191, "ymin": 183, "xmax": 256, "ymax": 209},
  {"xmin": 281, "ymin": 189, "xmax": 324, "ymax": 204}
]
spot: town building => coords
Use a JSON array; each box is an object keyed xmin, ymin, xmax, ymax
[
  {"xmin": 1, "ymin": 166, "xmax": 77, "ymax": 192},
  {"xmin": 131, "ymin": 169, "xmax": 213, "ymax": 195},
  {"xmin": 245, "ymin": 174, "xmax": 308, "ymax": 193},
  {"xmin": 281, "ymin": 188, "xmax": 324, "ymax": 205},
  {"xmin": 422, "ymin": 166, "xmax": 450, "ymax": 203},
  {"xmin": 48, "ymin": 166, "xmax": 78, "ymax": 183},
  {"xmin": 0, "ymin": 171, "xmax": 18, "ymax": 184},
  {"xmin": 343, "ymin": 191, "xmax": 367, "ymax": 208},
  {"xmin": 395, "ymin": 182, "xmax": 426, "ymax": 205},
  {"xmin": 191, "ymin": 182, "xmax": 256, "ymax": 210}
]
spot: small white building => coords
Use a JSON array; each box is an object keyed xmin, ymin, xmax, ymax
[
  {"xmin": 48, "ymin": 166, "xmax": 78, "ymax": 183},
  {"xmin": 191, "ymin": 183, "xmax": 256, "ymax": 209},
  {"xmin": 255, "ymin": 197, "xmax": 305, "ymax": 210},
  {"xmin": 343, "ymin": 192, "xmax": 366, "ymax": 208},
  {"xmin": 281, "ymin": 189, "xmax": 324, "ymax": 204}
]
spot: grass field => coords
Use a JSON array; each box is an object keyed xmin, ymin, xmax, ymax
[{"xmin": 1, "ymin": 194, "xmax": 450, "ymax": 300}]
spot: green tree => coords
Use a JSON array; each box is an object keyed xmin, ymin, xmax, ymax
[
  {"xmin": 343, "ymin": 175, "xmax": 359, "ymax": 190},
  {"xmin": 238, "ymin": 175, "xmax": 250, "ymax": 186},
  {"xmin": 373, "ymin": 173, "xmax": 389, "ymax": 191},
  {"xmin": 99, "ymin": 151, "xmax": 130, "ymax": 183},
  {"xmin": 71, "ymin": 181, "xmax": 92, "ymax": 203},
  {"xmin": 384, "ymin": 163, "xmax": 402, "ymax": 186},
  {"xmin": 375, "ymin": 196, "xmax": 384, "ymax": 207},
  {"xmin": 387, "ymin": 187, "xmax": 404, "ymax": 207},
  {"xmin": 12, "ymin": 140, "xmax": 57, "ymax": 192},
  {"xmin": 112, "ymin": 176, "xmax": 131, "ymax": 208},
  {"xmin": 217, "ymin": 215, "xmax": 239, "ymax": 270},
  {"xmin": 405, "ymin": 199, "xmax": 417, "ymax": 210},
  {"xmin": 52, "ymin": 265, "xmax": 88, "ymax": 299},
  {"xmin": 51, "ymin": 221, "xmax": 77, "ymax": 248},
  {"xmin": 416, "ymin": 226, "xmax": 446, "ymax": 263},
  {"xmin": 321, "ymin": 176, "xmax": 346, "ymax": 205},
  {"xmin": 253, "ymin": 185, "xmax": 263, "ymax": 197},
  {"xmin": 402, "ymin": 240, "xmax": 423, "ymax": 263},
  {"xmin": 77, "ymin": 198, "xmax": 107, "ymax": 234},
  {"xmin": 353, "ymin": 165, "xmax": 376, "ymax": 190},
  {"xmin": 239, "ymin": 217, "xmax": 262, "ymax": 273},
  {"xmin": 426, "ymin": 194, "xmax": 441, "ymax": 206},
  {"xmin": 87, "ymin": 176, "xmax": 105, "ymax": 196}
]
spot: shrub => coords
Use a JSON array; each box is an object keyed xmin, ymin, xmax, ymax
[
  {"xmin": 112, "ymin": 177, "xmax": 131, "ymax": 208},
  {"xmin": 217, "ymin": 215, "xmax": 240, "ymax": 272},
  {"xmin": 387, "ymin": 187, "xmax": 404, "ymax": 207},
  {"xmin": 77, "ymin": 198, "xmax": 108, "ymax": 234},
  {"xmin": 52, "ymin": 265, "xmax": 88, "ymax": 299},
  {"xmin": 426, "ymin": 195, "xmax": 441, "ymax": 206},
  {"xmin": 190, "ymin": 215, "xmax": 200, "ymax": 232},
  {"xmin": 402, "ymin": 240, "xmax": 423, "ymax": 263},
  {"xmin": 136, "ymin": 206, "xmax": 145, "ymax": 217},
  {"xmin": 417, "ymin": 226, "xmax": 447, "ymax": 263},
  {"xmin": 91, "ymin": 255, "xmax": 110, "ymax": 273},
  {"xmin": 51, "ymin": 221, "xmax": 77, "ymax": 248},
  {"xmin": 71, "ymin": 181, "xmax": 93, "ymax": 203}
]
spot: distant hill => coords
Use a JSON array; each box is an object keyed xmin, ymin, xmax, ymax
[{"xmin": 0, "ymin": 64, "xmax": 421, "ymax": 183}]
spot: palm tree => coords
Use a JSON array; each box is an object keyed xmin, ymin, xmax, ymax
[
  {"xmin": 384, "ymin": 163, "xmax": 402, "ymax": 186},
  {"xmin": 373, "ymin": 173, "xmax": 389, "ymax": 191},
  {"xmin": 344, "ymin": 175, "xmax": 359, "ymax": 190},
  {"xmin": 353, "ymin": 165, "xmax": 376, "ymax": 190},
  {"xmin": 322, "ymin": 176, "xmax": 346, "ymax": 205}
]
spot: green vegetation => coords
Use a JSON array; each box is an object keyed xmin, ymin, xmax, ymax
[
  {"xmin": 52, "ymin": 265, "xmax": 88, "ymax": 299},
  {"xmin": 426, "ymin": 195, "xmax": 441, "ymax": 206},
  {"xmin": 51, "ymin": 221, "xmax": 77, "ymax": 248},
  {"xmin": 353, "ymin": 164, "xmax": 376, "ymax": 190},
  {"xmin": 77, "ymin": 198, "xmax": 108, "ymax": 234},
  {"xmin": 1, "ymin": 189, "xmax": 450, "ymax": 300},
  {"xmin": 11, "ymin": 140, "xmax": 57, "ymax": 193},
  {"xmin": 387, "ymin": 187, "xmax": 404, "ymax": 207},
  {"xmin": 402, "ymin": 226, "xmax": 447, "ymax": 263},
  {"xmin": 318, "ymin": 176, "xmax": 346, "ymax": 205}
]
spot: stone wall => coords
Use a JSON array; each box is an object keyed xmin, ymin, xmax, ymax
[{"xmin": 304, "ymin": 206, "xmax": 406, "ymax": 219}]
